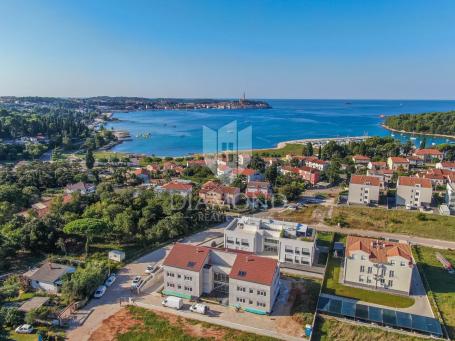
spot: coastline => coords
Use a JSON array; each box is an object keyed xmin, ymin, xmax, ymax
[{"xmin": 381, "ymin": 124, "xmax": 455, "ymax": 140}]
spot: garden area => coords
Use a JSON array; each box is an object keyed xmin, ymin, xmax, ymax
[
  {"xmin": 328, "ymin": 206, "xmax": 455, "ymax": 241},
  {"xmin": 413, "ymin": 246, "xmax": 455, "ymax": 339}
]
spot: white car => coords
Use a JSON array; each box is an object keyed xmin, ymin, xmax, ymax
[
  {"xmin": 105, "ymin": 274, "xmax": 116, "ymax": 286},
  {"xmin": 189, "ymin": 303, "xmax": 209, "ymax": 315},
  {"xmin": 15, "ymin": 324, "xmax": 34, "ymax": 334},
  {"xmin": 131, "ymin": 276, "xmax": 142, "ymax": 288},
  {"xmin": 93, "ymin": 285, "xmax": 107, "ymax": 298},
  {"xmin": 145, "ymin": 264, "xmax": 155, "ymax": 274}
]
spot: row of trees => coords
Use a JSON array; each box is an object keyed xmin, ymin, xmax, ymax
[{"xmin": 384, "ymin": 111, "xmax": 455, "ymax": 136}]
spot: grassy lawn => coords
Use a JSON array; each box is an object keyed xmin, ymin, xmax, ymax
[
  {"xmin": 7, "ymin": 331, "xmax": 38, "ymax": 341},
  {"xmin": 94, "ymin": 151, "xmax": 127, "ymax": 160},
  {"xmin": 413, "ymin": 246, "xmax": 455, "ymax": 339},
  {"xmin": 254, "ymin": 143, "xmax": 305, "ymax": 157},
  {"xmin": 330, "ymin": 206, "xmax": 455, "ymax": 241},
  {"xmin": 313, "ymin": 316, "xmax": 427, "ymax": 341},
  {"xmin": 316, "ymin": 232, "xmax": 334, "ymax": 249},
  {"xmin": 118, "ymin": 306, "xmax": 279, "ymax": 341},
  {"xmin": 322, "ymin": 256, "xmax": 415, "ymax": 308},
  {"xmin": 289, "ymin": 277, "xmax": 322, "ymax": 326}
]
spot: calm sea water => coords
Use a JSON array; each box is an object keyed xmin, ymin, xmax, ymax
[{"xmin": 105, "ymin": 99, "xmax": 455, "ymax": 156}]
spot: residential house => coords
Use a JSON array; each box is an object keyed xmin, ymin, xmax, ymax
[
  {"xmin": 199, "ymin": 181, "xmax": 240, "ymax": 206},
  {"xmin": 224, "ymin": 217, "xmax": 317, "ymax": 267},
  {"xmin": 162, "ymin": 243, "xmax": 280, "ymax": 314},
  {"xmin": 23, "ymin": 262, "xmax": 75, "ymax": 293},
  {"xmin": 446, "ymin": 182, "xmax": 455, "ymax": 211},
  {"xmin": 348, "ymin": 175, "xmax": 381, "ymax": 205},
  {"xmin": 396, "ymin": 176, "xmax": 433, "ymax": 208},
  {"xmin": 387, "ymin": 157, "xmax": 410, "ymax": 171},
  {"xmin": 146, "ymin": 163, "xmax": 161, "ymax": 173},
  {"xmin": 160, "ymin": 181, "xmax": 193, "ymax": 196},
  {"xmin": 238, "ymin": 154, "xmax": 252, "ymax": 167},
  {"xmin": 298, "ymin": 166, "xmax": 320, "ymax": 185},
  {"xmin": 406, "ymin": 156, "xmax": 425, "ymax": 168},
  {"xmin": 306, "ymin": 159, "xmax": 329, "ymax": 172},
  {"xmin": 343, "ymin": 236, "xmax": 414, "ymax": 295},
  {"xmin": 186, "ymin": 159, "xmax": 206, "ymax": 168},
  {"xmin": 64, "ymin": 182, "xmax": 96, "ymax": 195},
  {"xmin": 133, "ymin": 168, "xmax": 149, "ymax": 183},
  {"xmin": 367, "ymin": 161, "xmax": 387, "ymax": 171},
  {"xmin": 352, "ymin": 155, "xmax": 370, "ymax": 168},
  {"xmin": 231, "ymin": 168, "xmax": 263, "ymax": 182},
  {"xmin": 436, "ymin": 161, "xmax": 455, "ymax": 171},
  {"xmin": 245, "ymin": 181, "xmax": 272, "ymax": 199},
  {"xmin": 367, "ymin": 169, "xmax": 394, "ymax": 185},
  {"xmin": 413, "ymin": 149, "xmax": 443, "ymax": 163}
]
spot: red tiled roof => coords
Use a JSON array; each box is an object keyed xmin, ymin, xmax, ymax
[
  {"xmin": 398, "ymin": 176, "xmax": 432, "ymax": 188},
  {"xmin": 299, "ymin": 166, "xmax": 319, "ymax": 174},
  {"xmin": 229, "ymin": 254, "xmax": 278, "ymax": 286},
  {"xmin": 281, "ymin": 166, "xmax": 300, "ymax": 174},
  {"xmin": 346, "ymin": 236, "xmax": 413, "ymax": 264},
  {"xmin": 162, "ymin": 182, "xmax": 193, "ymax": 191},
  {"xmin": 350, "ymin": 175, "xmax": 380, "ymax": 186},
  {"xmin": 353, "ymin": 155, "xmax": 370, "ymax": 161},
  {"xmin": 414, "ymin": 148, "xmax": 443, "ymax": 156},
  {"xmin": 309, "ymin": 159, "xmax": 327, "ymax": 165},
  {"xmin": 389, "ymin": 157, "xmax": 409, "ymax": 163},
  {"xmin": 370, "ymin": 161, "xmax": 387, "ymax": 166},
  {"xmin": 163, "ymin": 243, "xmax": 209, "ymax": 272},
  {"xmin": 440, "ymin": 161, "xmax": 455, "ymax": 168},
  {"xmin": 134, "ymin": 168, "xmax": 148, "ymax": 175},
  {"xmin": 232, "ymin": 168, "xmax": 257, "ymax": 176}
]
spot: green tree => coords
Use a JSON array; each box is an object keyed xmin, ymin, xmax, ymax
[
  {"xmin": 265, "ymin": 163, "xmax": 278, "ymax": 185},
  {"xmin": 63, "ymin": 218, "xmax": 107, "ymax": 256},
  {"xmin": 85, "ymin": 149, "xmax": 95, "ymax": 169},
  {"xmin": 305, "ymin": 142, "xmax": 313, "ymax": 156}
]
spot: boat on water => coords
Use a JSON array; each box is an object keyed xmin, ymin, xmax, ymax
[{"xmin": 410, "ymin": 137, "xmax": 417, "ymax": 140}]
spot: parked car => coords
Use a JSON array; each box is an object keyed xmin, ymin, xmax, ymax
[
  {"xmin": 189, "ymin": 303, "xmax": 209, "ymax": 315},
  {"xmin": 145, "ymin": 264, "xmax": 155, "ymax": 274},
  {"xmin": 15, "ymin": 325, "xmax": 34, "ymax": 334},
  {"xmin": 131, "ymin": 276, "xmax": 142, "ymax": 289},
  {"xmin": 105, "ymin": 274, "xmax": 116, "ymax": 287},
  {"xmin": 94, "ymin": 285, "xmax": 107, "ymax": 298},
  {"xmin": 162, "ymin": 296, "xmax": 183, "ymax": 310}
]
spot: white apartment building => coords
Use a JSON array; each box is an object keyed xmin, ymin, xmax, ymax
[
  {"xmin": 396, "ymin": 176, "xmax": 433, "ymax": 208},
  {"xmin": 347, "ymin": 175, "xmax": 381, "ymax": 205},
  {"xmin": 446, "ymin": 182, "xmax": 455, "ymax": 210},
  {"xmin": 162, "ymin": 243, "xmax": 280, "ymax": 314},
  {"xmin": 343, "ymin": 236, "xmax": 414, "ymax": 295},
  {"xmin": 224, "ymin": 217, "xmax": 316, "ymax": 267}
]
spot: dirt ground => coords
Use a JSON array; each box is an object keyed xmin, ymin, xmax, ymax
[{"xmin": 89, "ymin": 307, "xmax": 234, "ymax": 341}]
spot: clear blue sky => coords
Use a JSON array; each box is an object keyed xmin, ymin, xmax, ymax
[{"xmin": 1, "ymin": 0, "xmax": 454, "ymax": 99}]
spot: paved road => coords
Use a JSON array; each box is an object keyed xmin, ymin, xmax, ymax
[{"xmin": 66, "ymin": 224, "xmax": 226, "ymax": 341}]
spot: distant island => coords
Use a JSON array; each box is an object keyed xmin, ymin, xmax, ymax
[
  {"xmin": 0, "ymin": 96, "xmax": 271, "ymax": 113},
  {"xmin": 383, "ymin": 110, "xmax": 455, "ymax": 138}
]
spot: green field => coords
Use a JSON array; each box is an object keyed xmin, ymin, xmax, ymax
[
  {"xmin": 313, "ymin": 316, "xmax": 427, "ymax": 341},
  {"xmin": 413, "ymin": 246, "xmax": 455, "ymax": 339},
  {"xmin": 330, "ymin": 206, "xmax": 455, "ymax": 241},
  {"xmin": 118, "ymin": 306, "xmax": 278, "ymax": 341},
  {"xmin": 322, "ymin": 256, "xmax": 415, "ymax": 308}
]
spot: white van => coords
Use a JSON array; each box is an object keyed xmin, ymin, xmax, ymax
[{"xmin": 161, "ymin": 296, "xmax": 183, "ymax": 310}]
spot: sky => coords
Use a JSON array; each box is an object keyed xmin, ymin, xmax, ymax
[{"xmin": 0, "ymin": 0, "xmax": 454, "ymax": 99}]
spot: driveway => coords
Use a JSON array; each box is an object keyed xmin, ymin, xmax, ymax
[{"xmin": 66, "ymin": 223, "xmax": 227, "ymax": 341}]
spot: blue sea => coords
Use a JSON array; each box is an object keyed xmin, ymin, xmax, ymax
[{"xmin": 105, "ymin": 99, "xmax": 455, "ymax": 156}]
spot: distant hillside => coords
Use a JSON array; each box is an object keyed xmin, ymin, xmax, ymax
[{"xmin": 384, "ymin": 111, "xmax": 455, "ymax": 136}]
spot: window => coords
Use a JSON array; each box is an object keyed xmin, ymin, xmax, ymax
[
  {"xmin": 294, "ymin": 257, "xmax": 300, "ymax": 264},
  {"xmin": 187, "ymin": 261, "xmax": 196, "ymax": 268},
  {"xmin": 294, "ymin": 247, "xmax": 300, "ymax": 255},
  {"xmin": 257, "ymin": 302, "xmax": 266, "ymax": 308},
  {"xmin": 238, "ymin": 271, "xmax": 247, "ymax": 277},
  {"xmin": 302, "ymin": 248, "xmax": 310, "ymax": 256},
  {"xmin": 285, "ymin": 246, "xmax": 293, "ymax": 253},
  {"xmin": 400, "ymin": 261, "xmax": 406, "ymax": 266},
  {"xmin": 360, "ymin": 266, "xmax": 365, "ymax": 273},
  {"xmin": 167, "ymin": 282, "xmax": 175, "ymax": 288},
  {"xmin": 359, "ymin": 275, "xmax": 364, "ymax": 282},
  {"xmin": 177, "ymin": 274, "xmax": 181, "ymax": 278},
  {"xmin": 227, "ymin": 238, "xmax": 234, "ymax": 244},
  {"xmin": 257, "ymin": 290, "xmax": 266, "ymax": 296},
  {"xmin": 367, "ymin": 267, "xmax": 372, "ymax": 274},
  {"xmin": 241, "ymin": 239, "xmax": 249, "ymax": 246},
  {"xmin": 366, "ymin": 277, "xmax": 371, "ymax": 284},
  {"xmin": 389, "ymin": 270, "xmax": 394, "ymax": 278},
  {"xmin": 237, "ymin": 286, "xmax": 246, "ymax": 292},
  {"xmin": 390, "ymin": 260, "xmax": 396, "ymax": 265},
  {"xmin": 236, "ymin": 297, "xmax": 245, "ymax": 303},
  {"xmin": 249, "ymin": 288, "xmax": 254, "ymax": 294},
  {"xmin": 177, "ymin": 285, "xmax": 181, "ymax": 289},
  {"xmin": 381, "ymin": 268, "xmax": 386, "ymax": 276},
  {"xmin": 388, "ymin": 280, "xmax": 393, "ymax": 287},
  {"xmin": 361, "ymin": 255, "xmax": 366, "ymax": 260},
  {"xmin": 184, "ymin": 275, "xmax": 192, "ymax": 281},
  {"xmin": 249, "ymin": 299, "xmax": 253, "ymax": 304},
  {"xmin": 184, "ymin": 286, "xmax": 192, "ymax": 292},
  {"xmin": 167, "ymin": 272, "xmax": 174, "ymax": 277},
  {"xmin": 380, "ymin": 278, "xmax": 385, "ymax": 284}
]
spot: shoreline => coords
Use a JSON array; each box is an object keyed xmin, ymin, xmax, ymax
[{"xmin": 381, "ymin": 124, "xmax": 455, "ymax": 140}]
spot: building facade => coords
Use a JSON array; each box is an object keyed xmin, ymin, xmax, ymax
[
  {"xmin": 396, "ymin": 176, "xmax": 433, "ymax": 208},
  {"xmin": 343, "ymin": 236, "xmax": 414, "ymax": 295},
  {"xmin": 162, "ymin": 243, "xmax": 280, "ymax": 314},
  {"xmin": 224, "ymin": 217, "xmax": 316, "ymax": 267},
  {"xmin": 348, "ymin": 175, "xmax": 381, "ymax": 205}
]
